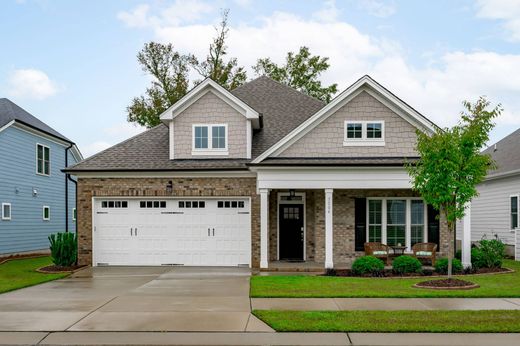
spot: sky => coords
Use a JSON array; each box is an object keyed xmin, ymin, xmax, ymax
[{"xmin": 1, "ymin": 0, "xmax": 520, "ymax": 158}]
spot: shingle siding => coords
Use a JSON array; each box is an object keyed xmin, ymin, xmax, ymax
[
  {"xmin": 173, "ymin": 91, "xmax": 248, "ymax": 159},
  {"xmin": 0, "ymin": 125, "xmax": 77, "ymax": 255},
  {"xmin": 277, "ymin": 91, "xmax": 418, "ymax": 158}
]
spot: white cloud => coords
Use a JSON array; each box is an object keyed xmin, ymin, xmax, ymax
[
  {"xmin": 313, "ymin": 0, "xmax": 340, "ymax": 23},
  {"xmin": 7, "ymin": 69, "xmax": 59, "ymax": 100},
  {"xmin": 117, "ymin": 4, "xmax": 152, "ymax": 28},
  {"xmin": 475, "ymin": 0, "xmax": 520, "ymax": 41},
  {"xmin": 117, "ymin": 1, "xmax": 520, "ymax": 144},
  {"xmin": 82, "ymin": 141, "xmax": 112, "ymax": 158},
  {"xmin": 357, "ymin": 0, "xmax": 396, "ymax": 18}
]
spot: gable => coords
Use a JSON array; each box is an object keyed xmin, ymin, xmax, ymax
[
  {"xmin": 277, "ymin": 91, "xmax": 418, "ymax": 158},
  {"xmin": 173, "ymin": 91, "xmax": 248, "ymax": 159}
]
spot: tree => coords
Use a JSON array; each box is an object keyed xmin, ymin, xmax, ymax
[
  {"xmin": 127, "ymin": 42, "xmax": 193, "ymax": 128},
  {"xmin": 127, "ymin": 10, "xmax": 246, "ymax": 128},
  {"xmin": 253, "ymin": 46, "xmax": 338, "ymax": 102},
  {"xmin": 406, "ymin": 97, "xmax": 502, "ymax": 278},
  {"xmin": 191, "ymin": 9, "xmax": 247, "ymax": 90}
]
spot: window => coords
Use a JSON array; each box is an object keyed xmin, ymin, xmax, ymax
[
  {"xmin": 511, "ymin": 196, "xmax": 518, "ymax": 230},
  {"xmin": 368, "ymin": 200, "xmax": 382, "ymax": 242},
  {"xmin": 72, "ymin": 208, "xmax": 77, "ymax": 222},
  {"xmin": 192, "ymin": 124, "xmax": 228, "ymax": 154},
  {"xmin": 2, "ymin": 203, "xmax": 11, "ymax": 221},
  {"xmin": 387, "ymin": 200, "xmax": 406, "ymax": 246},
  {"xmin": 217, "ymin": 200, "xmax": 245, "ymax": 208},
  {"xmin": 43, "ymin": 206, "xmax": 50, "ymax": 221},
  {"xmin": 140, "ymin": 201, "xmax": 167, "ymax": 208},
  {"xmin": 344, "ymin": 121, "xmax": 385, "ymax": 146},
  {"xmin": 410, "ymin": 200, "xmax": 425, "ymax": 245},
  {"xmin": 102, "ymin": 200, "xmax": 128, "ymax": 208},
  {"xmin": 36, "ymin": 144, "xmax": 50, "ymax": 175},
  {"xmin": 178, "ymin": 201, "xmax": 205, "ymax": 208}
]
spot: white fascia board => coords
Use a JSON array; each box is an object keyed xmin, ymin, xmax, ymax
[
  {"xmin": 252, "ymin": 75, "xmax": 437, "ymax": 163},
  {"xmin": 485, "ymin": 169, "xmax": 520, "ymax": 181},
  {"xmin": 70, "ymin": 145, "xmax": 84, "ymax": 162},
  {"xmin": 0, "ymin": 120, "xmax": 15, "ymax": 134},
  {"xmin": 159, "ymin": 79, "xmax": 259, "ymax": 122},
  {"xmin": 71, "ymin": 171, "xmax": 257, "ymax": 178}
]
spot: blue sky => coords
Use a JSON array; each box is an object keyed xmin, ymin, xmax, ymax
[{"xmin": 1, "ymin": 0, "xmax": 520, "ymax": 157}]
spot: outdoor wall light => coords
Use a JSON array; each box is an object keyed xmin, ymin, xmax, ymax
[
  {"xmin": 289, "ymin": 189, "xmax": 295, "ymax": 198},
  {"xmin": 166, "ymin": 180, "xmax": 173, "ymax": 194},
  {"xmin": 32, "ymin": 188, "xmax": 38, "ymax": 197}
]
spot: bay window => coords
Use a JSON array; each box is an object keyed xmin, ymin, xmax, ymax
[{"xmin": 367, "ymin": 198, "xmax": 427, "ymax": 250}]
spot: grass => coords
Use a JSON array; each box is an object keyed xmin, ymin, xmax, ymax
[
  {"xmin": 0, "ymin": 256, "xmax": 69, "ymax": 294},
  {"xmin": 253, "ymin": 310, "xmax": 520, "ymax": 333},
  {"xmin": 251, "ymin": 259, "xmax": 520, "ymax": 298}
]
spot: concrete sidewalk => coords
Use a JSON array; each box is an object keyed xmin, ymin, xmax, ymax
[
  {"xmin": 251, "ymin": 297, "xmax": 520, "ymax": 310},
  {"xmin": 2, "ymin": 331, "xmax": 520, "ymax": 345}
]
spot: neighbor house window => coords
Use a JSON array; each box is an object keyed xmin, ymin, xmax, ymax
[
  {"xmin": 192, "ymin": 124, "xmax": 228, "ymax": 154},
  {"xmin": 344, "ymin": 121, "xmax": 385, "ymax": 146},
  {"xmin": 367, "ymin": 198, "xmax": 427, "ymax": 250},
  {"xmin": 511, "ymin": 196, "xmax": 519, "ymax": 230},
  {"xmin": 43, "ymin": 206, "xmax": 50, "ymax": 221},
  {"xmin": 36, "ymin": 144, "xmax": 50, "ymax": 175},
  {"xmin": 2, "ymin": 203, "xmax": 11, "ymax": 221}
]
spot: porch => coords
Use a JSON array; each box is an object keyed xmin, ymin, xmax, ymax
[{"xmin": 254, "ymin": 166, "xmax": 449, "ymax": 269}]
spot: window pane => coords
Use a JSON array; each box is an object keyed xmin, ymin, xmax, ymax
[
  {"xmin": 212, "ymin": 126, "xmax": 226, "ymax": 149},
  {"xmin": 512, "ymin": 196, "xmax": 518, "ymax": 229},
  {"xmin": 122, "ymin": 201, "xmax": 128, "ymax": 208},
  {"xmin": 44, "ymin": 161, "xmax": 50, "ymax": 175},
  {"xmin": 179, "ymin": 201, "xmax": 184, "ymax": 208},
  {"xmin": 199, "ymin": 201, "xmax": 205, "ymax": 208},
  {"xmin": 108, "ymin": 201, "xmax": 115, "ymax": 208},
  {"xmin": 37, "ymin": 159, "xmax": 43, "ymax": 174},
  {"xmin": 160, "ymin": 201, "xmax": 166, "ymax": 208},
  {"xmin": 387, "ymin": 200, "xmax": 406, "ymax": 246},
  {"xmin": 153, "ymin": 201, "xmax": 159, "ymax": 208},
  {"xmin": 146, "ymin": 201, "xmax": 152, "ymax": 208},
  {"xmin": 140, "ymin": 201, "xmax": 146, "ymax": 208},
  {"xmin": 368, "ymin": 200, "xmax": 382, "ymax": 242},
  {"xmin": 102, "ymin": 201, "xmax": 108, "ymax": 208},
  {"xmin": 218, "ymin": 201, "xmax": 223, "ymax": 208},
  {"xmin": 367, "ymin": 123, "xmax": 382, "ymax": 139},
  {"xmin": 346, "ymin": 123, "xmax": 362, "ymax": 139},
  {"xmin": 43, "ymin": 207, "xmax": 50, "ymax": 219},
  {"xmin": 411, "ymin": 200, "xmax": 424, "ymax": 245},
  {"xmin": 37, "ymin": 145, "xmax": 43, "ymax": 160},
  {"xmin": 44, "ymin": 147, "xmax": 50, "ymax": 161},
  {"xmin": 195, "ymin": 126, "xmax": 208, "ymax": 149},
  {"xmin": 3, "ymin": 204, "xmax": 10, "ymax": 218},
  {"xmin": 185, "ymin": 201, "xmax": 191, "ymax": 208}
]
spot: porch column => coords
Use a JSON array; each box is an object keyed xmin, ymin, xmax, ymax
[
  {"xmin": 325, "ymin": 188, "xmax": 334, "ymax": 269},
  {"xmin": 260, "ymin": 188, "xmax": 269, "ymax": 269},
  {"xmin": 462, "ymin": 202, "xmax": 472, "ymax": 269}
]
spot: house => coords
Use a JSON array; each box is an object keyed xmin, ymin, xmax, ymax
[
  {"xmin": 0, "ymin": 98, "xmax": 82, "ymax": 256},
  {"xmin": 65, "ymin": 75, "xmax": 449, "ymax": 268},
  {"xmin": 457, "ymin": 129, "xmax": 520, "ymax": 258}
]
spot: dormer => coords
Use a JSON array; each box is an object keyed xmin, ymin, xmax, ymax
[{"xmin": 160, "ymin": 79, "xmax": 261, "ymax": 160}]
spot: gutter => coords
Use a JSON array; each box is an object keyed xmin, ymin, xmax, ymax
[{"xmin": 64, "ymin": 144, "xmax": 78, "ymax": 233}]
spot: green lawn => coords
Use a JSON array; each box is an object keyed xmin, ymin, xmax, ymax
[
  {"xmin": 0, "ymin": 256, "xmax": 69, "ymax": 294},
  {"xmin": 251, "ymin": 259, "xmax": 520, "ymax": 298},
  {"xmin": 253, "ymin": 310, "xmax": 520, "ymax": 333}
]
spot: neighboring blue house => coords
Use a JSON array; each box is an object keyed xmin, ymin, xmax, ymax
[{"xmin": 0, "ymin": 98, "xmax": 82, "ymax": 255}]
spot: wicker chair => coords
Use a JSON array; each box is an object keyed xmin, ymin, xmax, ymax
[
  {"xmin": 412, "ymin": 242, "xmax": 438, "ymax": 266},
  {"xmin": 364, "ymin": 242, "xmax": 391, "ymax": 265}
]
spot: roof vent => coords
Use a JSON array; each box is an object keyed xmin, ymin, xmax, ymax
[{"xmin": 494, "ymin": 144, "xmax": 497, "ymax": 152}]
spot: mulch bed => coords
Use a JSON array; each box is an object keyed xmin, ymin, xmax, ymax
[
  {"xmin": 37, "ymin": 265, "xmax": 86, "ymax": 273},
  {"xmin": 325, "ymin": 267, "xmax": 510, "ymax": 278},
  {"xmin": 414, "ymin": 278, "xmax": 480, "ymax": 290}
]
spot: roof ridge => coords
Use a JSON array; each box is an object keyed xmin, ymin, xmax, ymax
[
  {"xmin": 67, "ymin": 123, "xmax": 163, "ymax": 167},
  {"xmin": 484, "ymin": 127, "xmax": 520, "ymax": 153}
]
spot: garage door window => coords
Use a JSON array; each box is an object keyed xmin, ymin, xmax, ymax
[
  {"xmin": 217, "ymin": 200, "xmax": 245, "ymax": 208},
  {"xmin": 178, "ymin": 201, "xmax": 205, "ymax": 208},
  {"xmin": 140, "ymin": 201, "xmax": 167, "ymax": 208},
  {"xmin": 102, "ymin": 201, "xmax": 128, "ymax": 208}
]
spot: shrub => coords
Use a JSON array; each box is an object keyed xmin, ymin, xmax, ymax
[
  {"xmin": 455, "ymin": 249, "xmax": 462, "ymax": 260},
  {"xmin": 435, "ymin": 258, "xmax": 463, "ymax": 274},
  {"xmin": 392, "ymin": 255, "xmax": 422, "ymax": 274},
  {"xmin": 48, "ymin": 232, "xmax": 77, "ymax": 267},
  {"xmin": 475, "ymin": 239, "xmax": 505, "ymax": 268},
  {"xmin": 471, "ymin": 247, "xmax": 485, "ymax": 269},
  {"xmin": 351, "ymin": 256, "xmax": 385, "ymax": 276}
]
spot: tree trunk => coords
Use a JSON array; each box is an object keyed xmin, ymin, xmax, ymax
[{"xmin": 447, "ymin": 221, "xmax": 454, "ymax": 279}]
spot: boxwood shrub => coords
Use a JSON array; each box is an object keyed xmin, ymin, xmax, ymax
[
  {"xmin": 351, "ymin": 256, "xmax": 385, "ymax": 276},
  {"xmin": 392, "ymin": 255, "xmax": 422, "ymax": 274},
  {"xmin": 434, "ymin": 258, "xmax": 463, "ymax": 274}
]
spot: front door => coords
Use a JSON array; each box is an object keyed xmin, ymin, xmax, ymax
[{"xmin": 279, "ymin": 204, "xmax": 304, "ymax": 260}]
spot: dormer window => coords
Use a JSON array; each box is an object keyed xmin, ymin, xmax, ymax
[
  {"xmin": 344, "ymin": 121, "xmax": 385, "ymax": 146},
  {"xmin": 192, "ymin": 124, "xmax": 228, "ymax": 155}
]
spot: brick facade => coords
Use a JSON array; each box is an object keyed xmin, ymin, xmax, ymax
[{"xmin": 76, "ymin": 177, "xmax": 259, "ymax": 266}]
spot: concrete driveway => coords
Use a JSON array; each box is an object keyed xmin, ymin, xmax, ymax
[{"xmin": 0, "ymin": 266, "xmax": 272, "ymax": 332}]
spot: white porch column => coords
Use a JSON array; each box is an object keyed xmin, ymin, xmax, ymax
[
  {"xmin": 325, "ymin": 188, "xmax": 334, "ymax": 269},
  {"xmin": 462, "ymin": 202, "xmax": 472, "ymax": 269},
  {"xmin": 260, "ymin": 188, "xmax": 269, "ymax": 269}
]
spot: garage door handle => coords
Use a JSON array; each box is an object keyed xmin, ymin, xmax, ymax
[
  {"xmin": 130, "ymin": 228, "xmax": 133, "ymax": 236},
  {"xmin": 135, "ymin": 228, "xmax": 138, "ymax": 236},
  {"xmin": 208, "ymin": 228, "xmax": 210, "ymax": 236},
  {"xmin": 212, "ymin": 228, "xmax": 215, "ymax": 236}
]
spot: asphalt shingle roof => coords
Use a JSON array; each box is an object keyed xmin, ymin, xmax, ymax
[
  {"xmin": 483, "ymin": 128, "xmax": 520, "ymax": 177},
  {"xmin": 0, "ymin": 98, "xmax": 71, "ymax": 142}
]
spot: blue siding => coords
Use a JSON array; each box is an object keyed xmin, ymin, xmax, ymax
[{"xmin": 0, "ymin": 125, "xmax": 78, "ymax": 254}]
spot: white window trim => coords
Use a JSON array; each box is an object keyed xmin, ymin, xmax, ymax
[
  {"xmin": 366, "ymin": 197, "xmax": 427, "ymax": 252},
  {"xmin": 344, "ymin": 120, "xmax": 385, "ymax": 146},
  {"xmin": 36, "ymin": 143, "xmax": 51, "ymax": 176},
  {"xmin": 191, "ymin": 124, "xmax": 229, "ymax": 155},
  {"xmin": 510, "ymin": 194, "xmax": 519, "ymax": 231},
  {"xmin": 2, "ymin": 203, "xmax": 11, "ymax": 221},
  {"xmin": 43, "ymin": 206, "xmax": 51, "ymax": 221},
  {"xmin": 72, "ymin": 208, "xmax": 77, "ymax": 222}
]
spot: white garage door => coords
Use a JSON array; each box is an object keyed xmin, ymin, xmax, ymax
[{"xmin": 93, "ymin": 198, "xmax": 251, "ymax": 267}]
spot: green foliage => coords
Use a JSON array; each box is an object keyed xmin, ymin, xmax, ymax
[
  {"xmin": 406, "ymin": 97, "xmax": 502, "ymax": 277},
  {"xmin": 48, "ymin": 232, "xmax": 77, "ymax": 267},
  {"xmin": 392, "ymin": 255, "xmax": 422, "ymax": 274},
  {"xmin": 435, "ymin": 258, "xmax": 463, "ymax": 274},
  {"xmin": 351, "ymin": 256, "xmax": 385, "ymax": 276},
  {"xmin": 472, "ymin": 239, "xmax": 505, "ymax": 269},
  {"xmin": 253, "ymin": 46, "xmax": 338, "ymax": 102}
]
